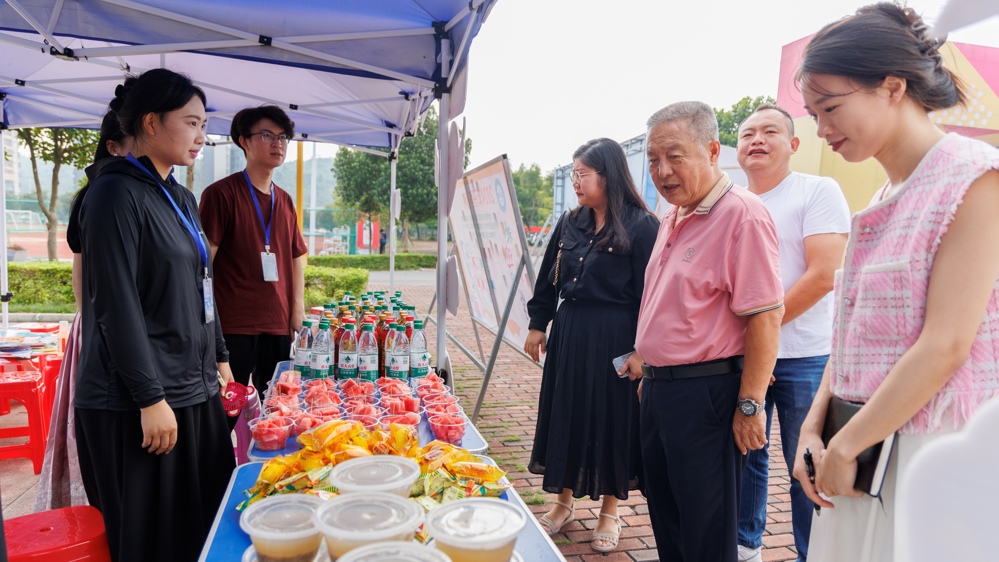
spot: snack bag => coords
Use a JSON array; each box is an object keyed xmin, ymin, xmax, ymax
[{"xmin": 450, "ymin": 461, "xmax": 506, "ymax": 484}]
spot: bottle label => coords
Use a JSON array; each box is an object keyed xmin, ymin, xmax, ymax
[
  {"xmin": 294, "ymin": 350, "xmax": 311, "ymax": 374},
  {"xmin": 311, "ymin": 353, "xmax": 331, "ymax": 378},
  {"xmin": 410, "ymin": 351, "xmax": 431, "ymax": 378},
  {"xmin": 358, "ymin": 354, "xmax": 378, "ymax": 381},
  {"xmin": 388, "ymin": 353, "xmax": 411, "ymax": 379},
  {"xmin": 339, "ymin": 352, "xmax": 359, "ymax": 378}
]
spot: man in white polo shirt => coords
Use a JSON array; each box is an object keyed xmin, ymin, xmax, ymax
[{"xmin": 735, "ymin": 104, "xmax": 850, "ymax": 562}]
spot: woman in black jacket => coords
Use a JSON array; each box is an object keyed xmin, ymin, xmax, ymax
[
  {"xmin": 75, "ymin": 69, "xmax": 234, "ymax": 562},
  {"xmin": 525, "ymin": 138, "xmax": 659, "ymax": 552}
]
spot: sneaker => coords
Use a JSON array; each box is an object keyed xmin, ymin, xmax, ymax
[{"xmin": 738, "ymin": 545, "xmax": 763, "ymax": 562}]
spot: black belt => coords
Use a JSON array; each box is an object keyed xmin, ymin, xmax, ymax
[{"xmin": 641, "ymin": 356, "xmax": 744, "ymax": 381}]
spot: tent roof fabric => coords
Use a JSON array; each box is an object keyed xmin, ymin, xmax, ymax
[{"xmin": 0, "ymin": 0, "xmax": 494, "ymax": 152}]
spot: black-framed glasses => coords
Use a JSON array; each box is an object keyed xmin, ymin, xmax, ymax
[
  {"xmin": 569, "ymin": 170, "xmax": 597, "ymax": 184},
  {"xmin": 248, "ymin": 131, "xmax": 292, "ymax": 144}
]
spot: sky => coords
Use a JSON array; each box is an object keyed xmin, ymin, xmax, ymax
[{"xmin": 453, "ymin": 0, "xmax": 999, "ymax": 173}]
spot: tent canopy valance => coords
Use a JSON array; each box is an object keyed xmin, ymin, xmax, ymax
[{"xmin": 0, "ymin": 0, "xmax": 492, "ymax": 153}]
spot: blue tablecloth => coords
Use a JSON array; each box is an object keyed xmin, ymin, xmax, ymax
[{"xmin": 198, "ymin": 462, "xmax": 566, "ymax": 562}]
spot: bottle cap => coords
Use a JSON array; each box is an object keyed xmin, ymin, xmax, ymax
[{"xmin": 414, "ymin": 320, "xmax": 423, "ymax": 329}]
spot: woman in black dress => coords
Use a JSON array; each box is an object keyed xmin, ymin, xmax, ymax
[
  {"xmin": 525, "ymin": 138, "xmax": 659, "ymax": 553},
  {"xmin": 75, "ymin": 69, "xmax": 234, "ymax": 562}
]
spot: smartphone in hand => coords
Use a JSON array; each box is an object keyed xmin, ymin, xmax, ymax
[{"xmin": 612, "ymin": 351, "xmax": 634, "ymax": 378}]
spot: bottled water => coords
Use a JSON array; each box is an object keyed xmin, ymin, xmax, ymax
[
  {"xmin": 311, "ymin": 320, "xmax": 332, "ymax": 379},
  {"xmin": 358, "ymin": 323, "xmax": 379, "ymax": 382},
  {"xmin": 387, "ymin": 323, "xmax": 410, "ymax": 379},
  {"xmin": 294, "ymin": 320, "xmax": 313, "ymax": 376},
  {"xmin": 409, "ymin": 319, "xmax": 431, "ymax": 378}
]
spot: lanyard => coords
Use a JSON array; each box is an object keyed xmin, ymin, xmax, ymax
[
  {"xmin": 126, "ymin": 153, "xmax": 209, "ymax": 277},
  {"xmin": 242, "ymin": 169, "xmax": 275, "ymax": 252}
]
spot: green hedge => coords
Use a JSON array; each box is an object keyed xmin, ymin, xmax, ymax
[
  {"xmin": 8, "ymin": 261, "xmax": 74, "ymax": 307},
  {"xmin": 308, "ymin": 253, "xmax": 436, "ymax": 271},
  {"xmin": 304, "ymin": 265, "xmax": 368, "ymax": 309},
  {"xmin": 5, "ymin": 261, "xmax": 368, "ymax": 312}
]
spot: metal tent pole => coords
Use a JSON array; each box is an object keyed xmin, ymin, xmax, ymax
[
  {"xmin": 1, "ymin": 128, "xmax": 8, "ymax": 330},
  {"xmin": 308, "ymin": 142, "xmax": 318, "ymax": 256},
  {"xmin": 435, "ymin": 37, "xmax": 452, "ymax": 376},
  {"xmin": 389, "ymin": 156, "xmax": 397, "ymax": 294}
]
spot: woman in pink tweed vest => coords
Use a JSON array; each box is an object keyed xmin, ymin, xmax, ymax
[{"xmin": 790, "ymin": 4, "xmax": 999, "ymax": 561}]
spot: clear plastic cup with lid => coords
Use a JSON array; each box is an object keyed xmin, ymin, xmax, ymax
[
  {"xmin": 313, "ymin": 492, "xmax": 425, "ymax": 559},
  {"xmin": 239, "ymin": 494, "xmax": 324, "ymax": 562},
  {"xmin": 335, "ymin": 541, "xmax": 453, "ymax": 562},
  {"xmin": 424, "ymin": 498, "xmax": 527, "ymax": 562},
  {"xmin": 328, "ymin": 455, "xmax": 421, "ymax": 497}
]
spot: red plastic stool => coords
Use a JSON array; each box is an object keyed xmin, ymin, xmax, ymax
[
  {"xmin": 37, "ymin": 353, "xmax": 63, "ymax": 427},
  {"xmin": 6, "ymin": 506, "xmax": 112, "ymax": 561},
  {"xmin": 0, "ymin": 359, "xmax": 37, "ymax": 416},
  {"xmin": 0, "ymin": 370, "xmax": 47, "ymax": 473}
]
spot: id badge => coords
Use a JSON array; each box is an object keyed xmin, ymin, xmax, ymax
[
  {"xmin": 261, "ymin": 252, "xmax": 279, "ymax": 282},
  {"xmin": 203, "ymin": 277, "xmax": 216, "ymax": 324}
]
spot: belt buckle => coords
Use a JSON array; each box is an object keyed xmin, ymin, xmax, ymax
[{"xmin": 641, "ymin": 364, "xmax": 653, "ymax": 379}]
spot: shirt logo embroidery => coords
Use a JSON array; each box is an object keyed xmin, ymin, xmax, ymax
[{"xmin": 685, "ymin": 247, "xmax": 696, "ymax": 259}]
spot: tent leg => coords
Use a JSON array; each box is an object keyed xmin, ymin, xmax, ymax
[
  {"xmin": 435, "ymin": 37, "xmax": 452, "ymax": 378},
  {"xmin": 308, "ymin": 142, "xmax": 318, "ymax": 256},
  {"xmin": 1, "ymin": 131, "xmax": 8, "ymax": 331},
  {"xmin": 389, "ymin": 157, "xmax": 397, "ymax": 294}
]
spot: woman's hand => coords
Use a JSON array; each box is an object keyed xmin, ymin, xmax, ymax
[
  {"xmin": 793, "ymin": 431, "xmax": 835, "ymax": 509},
  {"xmin": 814, "ymin": 437, "xmax": 865, "ymax": 499},
  {"xmin": 140, "ymin": 399, "xmax": 178, "ymax": 455},
  {"xmin": 524, "ymin": 329, "xmax": 547, "ymax": 362},
  {"xmin": 218, "ymin": 361, "xmax": 235, "ymax": 389}
]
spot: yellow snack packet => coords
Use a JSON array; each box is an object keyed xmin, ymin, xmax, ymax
[
  {"xmin": 414, "ymin": 495, "xmax": 440, "ymax": 513},
  {"xmin": 450, "ymin": 461, "xmax": 505, "ymax": 484},
  {"xmin": 424, "ymin": 468, "xmax": 456, "ymax": 500},
  {"xmin": 441, "ymin": 485, "xmax": 468, "ymax": 503},
  {"xmin": 390, "ymin": 423, "xmax": 419, "ymax": 456},
  {"xmin": 332, "ymin": 444, "xmax": 373, "ymax": 464}
]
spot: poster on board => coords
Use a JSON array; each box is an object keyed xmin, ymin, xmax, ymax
[{"xmin": 449, "ymin": 155, "xmax": 535, "ymax": 351}]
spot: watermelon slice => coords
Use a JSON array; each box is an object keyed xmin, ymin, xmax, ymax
[{"xmin": 428, "ymin": 413, "xmax": 465, "ymax": 445}]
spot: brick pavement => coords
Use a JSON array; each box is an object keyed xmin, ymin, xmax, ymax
[{"xmin": 373, "ymin": 282, "xmax": 800, "ymax": 562}]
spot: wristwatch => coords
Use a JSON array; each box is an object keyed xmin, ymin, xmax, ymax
[{"xmin": 737, "ymin": 398, "xmax": 765, "ymax": 416}]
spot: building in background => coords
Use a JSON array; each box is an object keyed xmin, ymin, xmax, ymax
[
  {"xmin": 778, "ymin": 36, "xmax": 999, "ymax": 213},
  {"xmin": 2, "ymin": 130, "xmax": 20, "ymax": 195}
]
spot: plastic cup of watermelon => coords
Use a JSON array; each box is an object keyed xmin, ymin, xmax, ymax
[
  {"xmin": 352, "ymin": 414, "xmax": 381, "ymax": 431},
  {"xmin": 346, "ymin": 403, "xmax": 386, "ymax": 420},
  {"xmin": 424, "ymin": 401, "xmax": 463, "ymax": 418},
  {"xmin": 416, "ymin": 384, "xmax": 449, "ymax": 401},
  {"xmin": 377, "ymin": 412, "xmax": 422, "ymax": 431},
  {"xmin": 427, "ymin": 413, "xmax": 465, "ymax": 446},
  {"xmin": 250, "ymin": 417, "xmax": 292, "ymax": 451},
  {"xmin": 381, "ymin": 393, "xmax": 422, "ymax": 414},
  {"xmin": 423, "ymin": 393, "xmax": 459, "ymax": 409}
]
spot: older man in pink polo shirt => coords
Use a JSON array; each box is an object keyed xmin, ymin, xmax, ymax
[{"xmin": 620, "ymin": 101, "xmax": 784, "ymax": 562}]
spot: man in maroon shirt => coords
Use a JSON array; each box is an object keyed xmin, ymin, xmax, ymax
[{"xmin": 199, "ymin": 106, "xmax": 308, "ymax": 412}]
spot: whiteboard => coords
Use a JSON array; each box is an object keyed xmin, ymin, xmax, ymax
[{"xmin": 449, "ymin": 155, "xmax": 534, "ymax": 351}]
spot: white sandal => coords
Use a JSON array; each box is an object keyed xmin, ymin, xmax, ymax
[
  {"xmin": 591, "ymin": 512, "xmax": 621, "ymax": 553},
  {"xmin": 539, "ymin": 499, "xmax": 575, "ymax": 536}
]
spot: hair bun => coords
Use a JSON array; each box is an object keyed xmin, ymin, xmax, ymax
[{"xmin": 109, "ymin": 82, "xmax": 132, "ymax": 112}]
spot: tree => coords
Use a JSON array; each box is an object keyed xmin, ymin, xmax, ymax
[
  {"xmin": 16, "ymin": 128, "xmax": 100, "ymax": 260},
  {"xmin": 511, "ymin": 163, "xmax": 553, "ymax": 228},
  {"xmin": 714, "ymin": 95, "xmax": 776, "ymax": 147},
  {"xmin": 331, "ymin": 145, "xmax": 389, "ymax": 253},
  {"xmin": 332, "ymin": 105, "xmax": 471, "ymax": 251}
]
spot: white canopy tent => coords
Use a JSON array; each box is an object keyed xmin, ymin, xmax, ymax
[{"xmin": 0, "ymin": 0, "xmax": 496, "ymax": 372}]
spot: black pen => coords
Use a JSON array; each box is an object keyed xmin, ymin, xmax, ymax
[{"xmin": 803, "ymin": 448, "xmax": 821, "ymax": 515}]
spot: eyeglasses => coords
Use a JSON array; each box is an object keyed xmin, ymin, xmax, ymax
[
  {"xmin": 569, "ymin": 170, "xmax": 597, "ymax": 184},
  {"xmin": 247, "ymin": 131, "xmax": 291, "ymax": 144}
]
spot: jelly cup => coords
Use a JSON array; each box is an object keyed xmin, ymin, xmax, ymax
[
  {"xmin": 336, "ymin": 541, "xmax": 453, "ymax": 562},
  {"xmin": 424, "ymin": 498, "xmax": 527, "ymax": 562},
  {"xmin": 328, "ymin": 455, "xmax": 421, "ymax": 497},
  {"xmin": 250, "ymin": 417, "xmax": 293, "ymax": 451},
  {"xmin": 313, "ymin": 492, "xmax": 424, "ymax": 559},
  {"xmin": 239, "ymin": 494, "xmax": 324, "ymax": 562}
]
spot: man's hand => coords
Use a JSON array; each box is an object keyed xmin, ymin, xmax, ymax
[
  {"xmin": 733, "ymin": 410, "xmax": 767, "ymax": 455},
  {"xmin": 140, "ymin": 399, "xmax": 178, "ymax": 455},
  {"xmin": 524, "ymin": 329, "xmax": 546, "ymax": 362},
  {"xmin": 619, "ymin": 352, "xmax": 644, "ymax": 381},
  {"xmin": 291, "ymin": 309, "xmax": 306, "ymax": 336}
]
